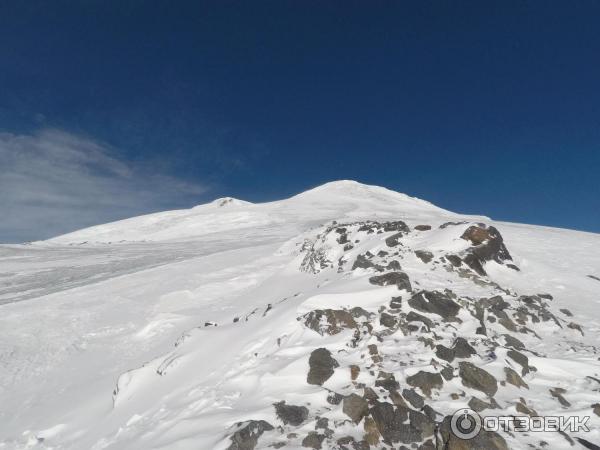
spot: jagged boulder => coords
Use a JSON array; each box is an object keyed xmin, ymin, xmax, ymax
[
  {"xmin": 385, "ymin": 233, "xmax": 403, "ymax": 247},
  {"xmin": 504, "ymin": 367, "xmax": 528, "ymax": 389},
  {"xmin": 379, "ymin": 312, "xmax": 398, "ymax": 328},
  {"xmin": 302, "ymin": 309, "xmax": 357, "ymax": 335},
  {"xmin": 408, "ymin": 290, "xmax": 461, "ymax": 320},
  {"xmin": 227, "ymin": 420, "xmax": 274, "ymax": 450},
  {"xmin": 274, "ymin": 401, "xmax": 309, "ymax": 426},
  {"xmin": 352, "ymin": 254, "xmax": 383, "ymax": 271},
  {"xmin": 460, "ymin": 225, "xmax": 513, "ymax": 275},
  {"xmin": 302, "ymin": 432, "xmax": 325, "ymax": 449},
  {"xmin": 369, "ymin": 272, "xmax": 412, "ymax": 291},
  {"xmin": 453, "ymin": 337, "xmax": 476, "ymax": 358},
  {"xmin": 406, "ymin": 311, "xmax": 434, "ymax": 330},
  {"xmin": 343, "ymin": 394, "xmax": 369, "ymax": 423},
  {"xmin": 369, "ymin": 401, "xmax": 432, "ymax": 444},
  {"xmin": 468, "ymin": 396, "xmax": 498, "ymax": 412},
  {"xmin": 415, "ymin": 250, "xmax": 434, "ymax": 263},
  {"xmin": 435, "ymin": 344, "xmax": 455, "ymax": 362},
  {"xmin": 406, "ymin": 371, "xmax": 444, "ymax": 396},
  {"xmin": 382, "ymin": 220, "xmax": 410, "ymax": 233},
  {"xmin": 506, "ymin": 349, "xmax": 530, "ymax": 376},
  {"xmin": 402, "ymin": 388, "xmax": 424, "ymax": 408},
  {"xmin": 374, "ymin": 371, "xmax": 399, "ymax": 391},
  {"xmin": 549, "ymin": 387, "xmax": 571, "ymax": 407},
  {"xmin": 307, "ymin": 348, "xmax": 339, "ymax": 385},
  {"xmin": 459, "ymin": 362, "xmax": 498, "ymax": 397}
]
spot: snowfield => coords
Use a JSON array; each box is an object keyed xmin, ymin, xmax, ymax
[{"xmin": 1, "ymin": 180, "xmax": 599, "ymax": 449}]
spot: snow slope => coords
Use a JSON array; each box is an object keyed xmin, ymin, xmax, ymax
[{"xmin": 0, "ymin": 181, "xmax": 599, "ymax": 450}]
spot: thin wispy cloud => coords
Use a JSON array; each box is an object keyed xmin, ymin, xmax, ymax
[{"xmin": 0, "ymin": 129, "xmax": 209, "ymax": 243}]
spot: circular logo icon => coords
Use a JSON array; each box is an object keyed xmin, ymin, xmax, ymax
[{"xmin": 450, "ymin": 408, "xmax": 482, "ymax": 440}]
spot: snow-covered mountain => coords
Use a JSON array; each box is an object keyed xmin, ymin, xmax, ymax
[{"xmin": 1, "ymin": 181, "xmax": 599, "ymax": 450}]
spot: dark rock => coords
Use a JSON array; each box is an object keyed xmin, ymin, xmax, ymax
[
  {"xmin": 302, "ymin": 309, "xmax": 357, "ymax": 335},
  {"xmin": 369, "ymin": 272, "xmax": 412, "ymax": 291},
  {"xmin": 385, "ymin": 232, "xmax": 404, "ymax": 247},
  {"xmin": 577, "ymin": 438, "xmax": 600, "ymax": 450},
  {"xmin": 389, "ymin": 296, "xmax": 402, "ymax": 309},
  {"xmin": 507, "ymin": 349, "xmax": 530, "ymax": 376},
  {"xmin": 538, "ymin": 293, "xmax": 553, "ymax": 300},
  {"xmin": 302, "ymin": 432, "xmax": 325, "ymax": 449},
  {"xmin": 516, "ymin": 399, "xmax": 537, "ymax": 416},
  {"xmin": 336, "ymin": 436, "xmax": 369, "ymax": 450},
  {"xmin": 414, "ymin": 225, "xmax": 432, "ymax": 231},
  {"xmin": 369, "ymin": 402, "xmax": 397, "ymax": 442},
  {"xmin": 408, "ymin": 290, "xmax": 461, "ymax": 320},
  {"xmin": 422, "ymin": 404, "xmax": 440, "ymax": 422},
  {"xmin": 441, "ymin": 366, "xmax": 454, "ymax": 381},
  {"xmin": 406, "ymin": 371, "xmax": 444, "ymax": 397},
  {"xmin": 446, "ymin": 254, "xmax": 462, "ymax": 267},
  {"xmin": 368, "ymin": 344, "xmax": 382, "ymax": 364},
  {"xmin": 592, "ymin": 403, "xmax": 600, "ymax": 417},
  {"xmin": 459, "ymin": 361, "xmax": 498, "ymax": 397},
  {"xmin": 363, "ymin": 416, "xmax": 380, "ymax": 446},
  {"xmin": 375, "ymin": 371, "xmax": 399, "ymax": 391},
  {"xmin": 498, "ymin": 317, "xmax": 518, "ymax": 332},
  {"xmin": 352, "ymin": 254, "xmax": 383, "ymax": 272},
  {"xmin": 435, "ymin": 344, "xmax": 455, "ymax": 363},
  {"xmin": 406, "ymin": 311, "xmax": 434, "ymax": 330},
  {"xmin": 568, "ymin": 322, "xmax": 584, "ymax": 335},
  {"xmin": 460, "ymin": 225, "xmax": 512, "ymax": 276},
  {"xmin": 588, "ymin": 275, "xmax": 600, "ymax": 282},
  {"xmin": 307, "ymin": 348, "xmax": 339, "ymax": 385},
  {"xmin": 227, "ymin": 420, "xmax": 274, "ymax": 450},
  {"xmin": 369, "ymin": 402, "xmax": 430, "ymax": 444},
  {"xmin": 315, "ymin": 417, "xmax": 329, "ymax": 429},
  {"xmin": 415, "ymin": 250, "xmax": 434, "ymax": 263},
  {"xmin": 383, "ymin": 220, "xmax": 411, "ymax": 233},
  {"xmin": 462, "ymin": 253, "xmax": 487, "ymax": 276},
  {"xmin": 560, "ymin": 308, "xmax": 573, "ymax": 317},
  {"xmin": 386, "ymin": 260, "xmax": 402, "ymax": 271},
  {"xmin": 343, "ymin": 394, "xmax": 369, "ymax": 423},
  {"xmin": 549, "ymin": 388, "xmax": 571, "ymax": 407},
  {"xmin": 453, "ymin": 337, "xmax": 476, "ymax": 358},
  {"xmin": 326, "ymin": 391, "xmax": 343, "ymax": 405},
  {"xmin": 502, "ymin": 334, "xmax": 525, "ymax": 350},
  {"xmin": 350, "ymin": 364, "xmax": 360, "ymax": 381},
  {"xmin": 439, "ymin": 221, "xmax": 468, "ymax": 229},
  {"xmin": 363, "ymin": 387, "xmax": 379, "ymax": 402},
  {"xmin": 274, "ymin": 401, "xmax": 309, "ymax": 426},
  {"xmin": 380, "ymin": 312, "xmax": 398, "ymax": 328},
  {"xmin": 468, "ymin": 396, "xmax": 495, "ymax": 412},
  {"xmin": 402, "ymin": 388, "xmax": 424, "ymax": 408},
  {"xmin": 349, "ymin": 307, "xmax": 371, "ymax": 319},
  {"xmin": 504, "ymin": 367, "xmax": 528, "ymax": 389}
]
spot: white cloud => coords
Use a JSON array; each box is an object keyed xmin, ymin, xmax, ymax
[{"xmin": 0, "ymin": 129, "xmax": 208, "ymax": 243}]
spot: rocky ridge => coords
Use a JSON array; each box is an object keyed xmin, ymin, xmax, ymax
[{"xmin": 110, "ymin": 218, "xmax": 600, "ymax": 450}]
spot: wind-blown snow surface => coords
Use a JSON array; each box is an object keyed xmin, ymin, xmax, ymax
[{"xmin": 0, "ymin": 180, "xmax": 599, "ymax": 449}]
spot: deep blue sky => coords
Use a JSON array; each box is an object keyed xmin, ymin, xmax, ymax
[{"xmin": 1, "ymin": 1, "xmax": 599, "ymax": 241}]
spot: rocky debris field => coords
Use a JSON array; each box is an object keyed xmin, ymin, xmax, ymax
[{"xmin": 106, "ymin": 219, "xmax": 600, "ymax": 450}]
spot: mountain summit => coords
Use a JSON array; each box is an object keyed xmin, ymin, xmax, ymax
[{"xmin": 47, "ymin": 181, "xmax": 480, "ymax": 244}]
